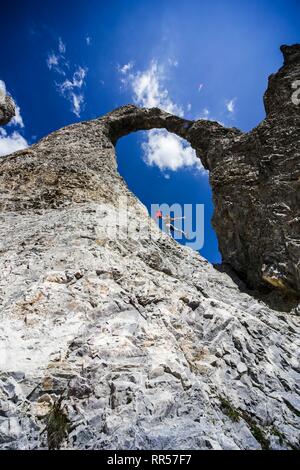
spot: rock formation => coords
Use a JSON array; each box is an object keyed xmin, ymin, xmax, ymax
[
  {"xmin": 1, "ymin": 45, "xmax": 299, "ymax": 294},
  {"xmin": 0, "ymin": 95, "xmax": 15, "ymax": 126},
  {"xmin": 0, "ymin": 45, "xmax": 299, "ymax": 450}
]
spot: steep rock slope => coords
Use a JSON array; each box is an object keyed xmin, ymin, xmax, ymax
[{"xmin": 0, "ymin": 45, "xmax": 299, "ymax": 450}]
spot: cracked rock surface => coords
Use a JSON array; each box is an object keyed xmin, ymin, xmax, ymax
[{"xmin": 0, "ymin": 45, "xmax": 299, "ymax": 449}]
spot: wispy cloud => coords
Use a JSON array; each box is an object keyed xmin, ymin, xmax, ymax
[
  {"xmin": 0, "ymin": 80, "xmax": 28, "ymax": 157},
  {"xmin": 198, "ymin": 83, "xmax": 204, "ymax": 92},
  {"xmin": 120, "ymin": 60, "xmax": 183, "ymax": 115},
  {"xmin": 46, "ymin": 37, "xmax": 88, "ymax": 117},
  {"xmin": 58, "ymin": 37, "xmax": 66, "ymax": 54},
  {"xmin": 225, "ymin": 97, "xmax": 236, "ymax": 114},
  {"xmin": 119, "ymin": 60, "xmax": 203, "ymax": 173},
  {"xmin": 57, "ymin": 66, "xmax": 87, "ymax": 117},
  {"xmin": 46, "ymin": 50, "xmax": 66, "ymax": 76},
  {"xmin": 168, "ymin": 58, "xmax": 179, "ymax": 67},
  {"xmin": 194, "ymin": 107, "xmax": 224, "ymax": 126},
  {"xmin": 59, "ymin": 67, "xmax": 87, "ymax": 91},
  {"xmin": 86, "ymin": 35, "xmax": 92, "ymax": 46},
  {"xmin": 47, "ymin": 53, "xmax": 59, "ymax": 69},
  {"xmin": 198, "ymin": 107, "xmax": 210, "ymax": 119},
  {"xmin": 119, "ymin": 61, "xmax": 134, "ymax": 75}
]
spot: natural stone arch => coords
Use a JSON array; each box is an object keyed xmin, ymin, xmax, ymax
[{"xmin": 0, "ymin": 44, "xmax": 299, "ymax": 295}]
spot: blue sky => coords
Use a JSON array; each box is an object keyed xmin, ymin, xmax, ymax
[{"xmin": 0, "ymin": 0, "xmax": 299, "ymax": 263}]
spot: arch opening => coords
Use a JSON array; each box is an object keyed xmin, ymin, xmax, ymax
[{"xmin": 115, "ymin": 128, "xmax": 221, "ymax": 264}]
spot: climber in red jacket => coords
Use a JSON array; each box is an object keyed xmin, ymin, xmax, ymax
[{"xmin": 155, "ymin": 210, "xmax": 188, "ymax": 237}]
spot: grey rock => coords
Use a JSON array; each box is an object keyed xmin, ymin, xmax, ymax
[
  {"xmin": 236, "ymin": 362, "xmax": 248, "ymax": 375},
  {"xmin": 0, "ymin": 45, "xmax": 299, "ymax": 450},
  {"xmin": 0, "ymin": 418, "xmax": 22, "ymax": 444},
  {"xmin": 203, "ymin": 312, "xmax": 214, "ymax": 319},
  {"xmin": 0, "ymin": 400, "xmax": 17, "ymax": 418},
  {"xmin": 1, "ymin": 47, "xmax": 299, "ymax": 294},
  {"xmin": 0, "ymin": 377, "xmax": 24, "ymax": 403},
  {"xmin": 0, "ymin": 95, "xmax": 15, "ymax": 126}
]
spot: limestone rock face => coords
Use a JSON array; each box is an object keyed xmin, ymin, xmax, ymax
[{"xmin": 0, "ymin": 45, "xmax": 299, "ymax": 450}]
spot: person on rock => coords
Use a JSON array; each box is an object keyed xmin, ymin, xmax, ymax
[{"xmin": 155, "ymin": 210, "xmax": 188, "ymax": 238}]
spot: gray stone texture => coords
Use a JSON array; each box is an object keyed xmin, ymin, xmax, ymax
[{"xmin": 0, "ymin": 45, "xmax": 299, "ymax": 450}]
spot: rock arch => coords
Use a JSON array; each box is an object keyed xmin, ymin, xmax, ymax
[{"xmin": 0, "ymin": 44, "xmax": 299, "ymax": 294}]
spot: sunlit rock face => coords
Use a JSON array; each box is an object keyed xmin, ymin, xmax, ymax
[{"xmin": 0, "ymin": 46, "xmax": 299, "ymax": 450}]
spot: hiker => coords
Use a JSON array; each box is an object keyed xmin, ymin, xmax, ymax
[{"xmin": 155, "ymin": 211, "xmax": 188, "ymax": 238}]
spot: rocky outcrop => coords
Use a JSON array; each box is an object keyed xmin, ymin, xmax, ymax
[
  {"xmin": 0, "ymin": 45, "xmax": 299, "ymax": 294},
  {"xmin": 0, "ymin": 45, "xmax": 299, "ymax": 450},
  {"xmin": 0, "ymin": 95, "xmax": 15, "ymax": 126},
  {"xmin": 207, "ymin": 44, "xmax": 300, "ymax": 295}
]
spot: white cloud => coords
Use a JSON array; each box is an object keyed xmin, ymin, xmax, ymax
[
  {"xmin": 71, "ymin": 92, "xmax": 84, "ymax": 117},
  {"xmin": 168, "ymin": 58, "xmax": 178, "ymax": 67},
  {"xmin": 225, "ymin": 98, "xmax": 236, "ymax": 113},
  {"xmin": 46, "ymin": 38, "xmax": 88, "ymax": 117},
  {"xmin": 198, "ymin": 107, "xmax": 210, "ymax": 119},
  {"xmin": 9, "ymin": 103, "xmax": 24, "ymax": 128},
  {"xmin": 46, "ymin": 53, "xmax": 66, "ymax": 76},
  {"xmin": 123, "ymin": 60, "xmax": 183, "ymax": 115},
  {"xmin": 0, "ymin": 80, "xmax": 28, "ymax": 157},
  {"xmin": 58, "ymin": 37, "xmax": 66, "ymax": 54},
  {"xmin": 59, "ymin": 66, "xmax": 87, "ymax": 91},
  {"xmin": 86, "ymin": 35, "xmax": 92, "ymax": 46},
  {"xmin": 47, "ymin": 53, "xmax": 59, "ymax": 69},
  {"xmin": 58, "ymin": 66, "xmax": 87, "ymax": 117},
  {"xmin": 119, "ymin": 61, "xmax": 134, "ymax": 74},
  {"xmin": 119, "ymin": 60, "xmax": 204, "ymax": 172},
  {"xmin": 198, "ymin": 83, "xmax": 204, "ymax": 92},
  {"xmin": 142, "ymin": 129, "xmax": 202, "ymax": 172},
  {"xmin": 0, "ymin": 129, "xmax": 28, "ymax": 157}
]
